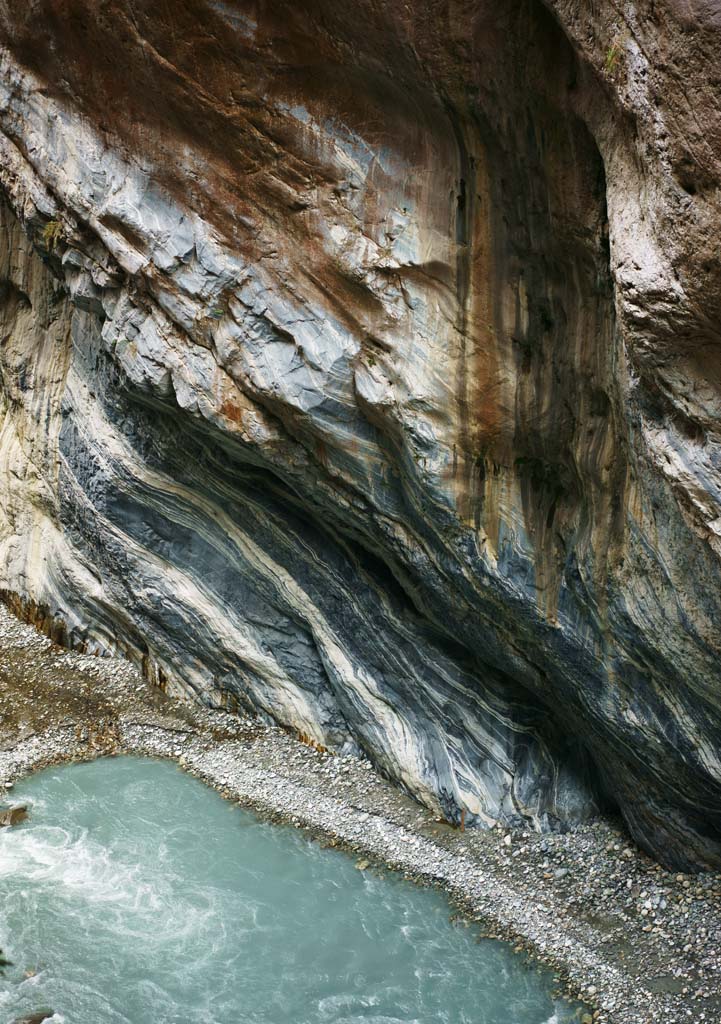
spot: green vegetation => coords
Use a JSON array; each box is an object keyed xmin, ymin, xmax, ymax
[
  {"xmin": 41, "ymin": 219, "xmax": 63, "ymax": 251},
  {"xmin": 605, "ymin": 43, "xmax": 621, "ymax": 74}
]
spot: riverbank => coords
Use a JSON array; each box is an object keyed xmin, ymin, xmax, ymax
[{"xmin": 0, "ymin": 604, "xmax": 719, "ymax": 1023}]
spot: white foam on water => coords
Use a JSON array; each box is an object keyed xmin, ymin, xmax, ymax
[{"xmin": 0, "ymin": 826, "xmax": 156, "ymax": 906}]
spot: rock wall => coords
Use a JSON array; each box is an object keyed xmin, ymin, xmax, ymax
[{"xmin": 0, "ymin": 0, "xmax": 720, "ymax": 868}]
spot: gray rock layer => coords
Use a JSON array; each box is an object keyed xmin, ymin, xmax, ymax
[{"xmin": 0, "ymin": 0, "xmax": 720, "ymax": 868}]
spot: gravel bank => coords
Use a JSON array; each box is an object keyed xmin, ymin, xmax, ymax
[{"xmin": 0, "ymin": 604, "xmax": 719, "ymax": 1023}]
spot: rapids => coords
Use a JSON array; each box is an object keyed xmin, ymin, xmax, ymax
[{"xmin": 0, "ymin": 757, "xmax": 582, "ymax": 1023}]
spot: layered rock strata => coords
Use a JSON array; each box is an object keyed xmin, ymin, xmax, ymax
[{"xmin": 0, "ymin": 0, "xmax": 720, "ymax": 868}]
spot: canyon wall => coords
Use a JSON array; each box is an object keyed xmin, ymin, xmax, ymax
[{"xmin": 0, "ymin": 0, "xmax": 720, "ymax": 868}]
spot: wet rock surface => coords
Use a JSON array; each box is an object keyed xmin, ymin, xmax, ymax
[
  {"xmin": 0, "ymin": 806, "xmax": 27, "ymax": 827},
  {"xmin": 0, "ymin": 606, "xmax": 719, "ymax": 1023},
  {"xmin": 0, "ymin": 0, "xmax": 719, "ymax": 871}
]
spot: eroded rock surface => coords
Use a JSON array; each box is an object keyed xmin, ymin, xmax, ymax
[{"xmin": 0, "ymin": 1, "xmax": 720, "ymax": 868}]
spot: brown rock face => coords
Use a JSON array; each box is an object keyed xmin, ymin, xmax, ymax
[
  {"xmin": 0, "ymin": 805, "xmax": 28, "ymax": 827},
  {"xmin": 0, "ymin": 1, "xmax": 720, "ymax": 868}
]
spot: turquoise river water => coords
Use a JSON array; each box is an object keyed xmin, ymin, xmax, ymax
[{"xmin": 0, "ymin": 757, "xmax": 582, "ymax": 1023}]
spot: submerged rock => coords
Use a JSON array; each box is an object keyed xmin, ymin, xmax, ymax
[
  {"xmin": 0, "ymin": 1, "xmax": 719, "ymax": 868},
  {"xmin": 11, "ymin": 1012, "xmax": 55, "ymax": 1024}
]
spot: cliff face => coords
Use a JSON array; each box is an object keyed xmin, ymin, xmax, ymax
[{"xmin": 0, "ymin": 0, "xmax": 720, "ymax": 868}]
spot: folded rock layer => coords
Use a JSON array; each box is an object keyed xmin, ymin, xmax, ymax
[{"xmin": 0, "ymin": 0, "xmax": 720, "ymax": 868}]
